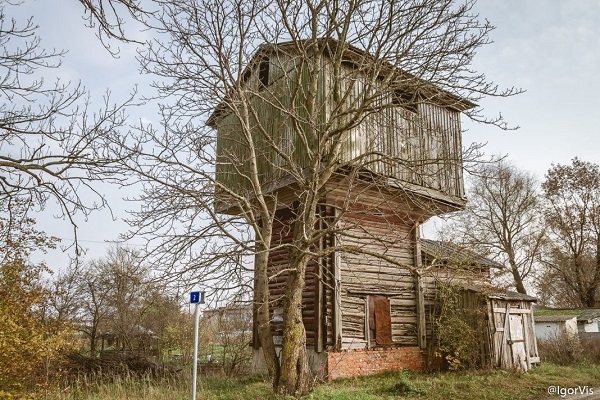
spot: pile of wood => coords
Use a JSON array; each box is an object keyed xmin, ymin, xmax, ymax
[{"xmin": 62, "ymin": 352, "xmax": 163, "ymax": 378}]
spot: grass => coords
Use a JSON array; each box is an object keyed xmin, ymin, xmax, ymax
[
  {"xmin": 50, "ymin": 362, "xmax": 600, "ymax": 400},
  {"xmin": 310, "ymin": 362, "xmax": 600, "ymax": 400}
]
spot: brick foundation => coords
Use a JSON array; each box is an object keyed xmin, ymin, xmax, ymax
[{"xmin": 326, "ymin": 347, "xmax": 425, "ymax": 381}]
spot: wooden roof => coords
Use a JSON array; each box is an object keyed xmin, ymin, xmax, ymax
[
  {"xmin": 460, "ymin": 284, "xmax": 538, "ymax": 302},
  {"xmin": 420, "ymin": 238, "xmax": 503, "ymax": 269},
  {"xmin": 207, "ymin": 38, "xmax": 476, "ymax": 127}
]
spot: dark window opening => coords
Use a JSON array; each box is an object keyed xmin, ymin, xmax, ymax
[
  {"xmin": 368, "ymin": 295, "xmax": 393, "ymax": 345},
  {"xmin": 242, "ymin": 69, "xmax": 252, "ymax": 83},
  {"xmin": 259, "ymin": 57, "xmax": 269, "ymax": 88},
  {"xmin": 392, "ymin": 90, "xmax": 418, "ymax": 114}
]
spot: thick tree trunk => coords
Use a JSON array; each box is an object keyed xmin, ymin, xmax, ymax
[
  {"xmin": 509, "ymin": 259, "xmax": 528, "ymax": 294},
  {"xmin": 254, "ymin": 227, "xmax": 281, "ymax": 387},
  {"xmin": 276, "ymin": 193, "xmax": 317, "ymax": 395},
  {"xmin": 89, "ymin": 330, "xmax": 97, "ymax": 357},
  {"xmin": 277, "ymin": 252, "xmax": 310, "ymax": 395}
]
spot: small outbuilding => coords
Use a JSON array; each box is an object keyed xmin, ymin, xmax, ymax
[
  {"xmin": 446, "ymin": 285, "xmax": 539, "ymax": 371},
  {"xmin": 534, "ymin": 308, "xmax": 600, "ymax": 340}
]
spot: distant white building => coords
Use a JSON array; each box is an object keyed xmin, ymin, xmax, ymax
[
  {"xmin": 576, "ymin": 309, "xmax": 600, "ymax": 333},
  {"xmin": 534, "ymin": 315, "xmax": 578, "ymax": 340},
  {"xmin": 534, "ymin": 309, "xmax": 600, "ymax": 341}
]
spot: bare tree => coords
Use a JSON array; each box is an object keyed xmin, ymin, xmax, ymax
[
  {"xmin": 47, "ymin": 247, "xmax": 183, "ymax": 357},
  {"xmin": 0, "ymin": 1, "xmax": 136, "ymax": 247},
  {"xmin": 441, "ymin": 161, "xmax": 544, "ymax": 294},
  {"xmin": 541, "ymin": 158, "xmax": 600, "ymax": 307},
  {"xmin": 75, "ymin": 0, "xmax": 153, "ymax": 55},
  {"xmin": 118, "ymin": 0, "xmax": 520, "ymax": 394}
]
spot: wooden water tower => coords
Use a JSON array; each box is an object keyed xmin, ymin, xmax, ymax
[{"xmin": 208, "ymin": 39, "xmax": 479, "ymax": 379}]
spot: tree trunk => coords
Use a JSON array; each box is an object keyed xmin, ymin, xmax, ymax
[
  {"xmin": 277, "ymin": 251, "xmax": 310, "ymax": 395},
  {"xmin": 254, "ymin": 230, "xmax": 281, "ymax": 388},
  {"xmin": 510, "ymin": 259, "xmax": 528, "ymax": 294},
  {"xmin": 90, "ymin": 330, "xmax": 97, "ymax": 357}
]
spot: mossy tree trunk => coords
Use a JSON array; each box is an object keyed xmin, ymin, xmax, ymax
[{"xmin": 278, "ymin": 252, "xmax": 310, "ymax": 395}]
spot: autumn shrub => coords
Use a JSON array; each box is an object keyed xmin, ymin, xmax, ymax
[
  {"xmin": 537, "ymin": 331, "xmax": 584, "ymax": 365},
  {"xmin": 580, "ymin": 334, "xmax": 600, "ymax": 363},
  {"xmin": 0, "ymin": 259, "xmax": 75, "ymax": 399},
  {"xmin": 431, "ymin": 284, "xmax": 487, "ymax": 370},
  {"xmin": 538, "ymin": 332, "xmax": 600, "ymax": 365}
]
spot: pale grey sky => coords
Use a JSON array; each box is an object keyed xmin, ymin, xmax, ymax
[
  {"xmin": 464, "ymin": 1, "xmax": 600, "ymax": 177},
  {"xmin": 16, "ymin": 0, "xmax": 600, "ymax": 267}
]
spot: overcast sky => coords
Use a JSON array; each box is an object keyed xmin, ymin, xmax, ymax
[{"xmin": 15, "ymin": 0, "xmax": 600, "ymax": 268}]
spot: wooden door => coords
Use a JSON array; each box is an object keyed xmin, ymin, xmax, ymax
[{"xmin": 508, "ymin": 313, "xmax": 527, "ymax": 371}]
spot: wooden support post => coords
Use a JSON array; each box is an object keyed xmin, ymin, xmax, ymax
[
  {"xmin": 332, "ymin": 209, "xmax": 342, "ymax": 351},
  {"xmin": 521, "ymin": 301, "xmax": 531, "ymax": 371},
  {"xmin": 315, "ymin": 205, "xmax": 324, "ymax": 353},
  {"xmin": 413, "ymin": 222, "xmax": 426, "ymax": 349}
]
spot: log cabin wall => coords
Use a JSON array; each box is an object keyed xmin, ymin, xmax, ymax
[
  {"xmin": 260, "ymin": 205, "xmax": 335, "ymax": 352},
  {"xmin": 334, "ymin": 210, "xmax": 420, "ymax": 349}
]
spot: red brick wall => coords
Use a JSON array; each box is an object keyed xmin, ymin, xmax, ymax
[{"xmin": 326, "ymin": 347, "xmax": 425, "ymax": 381}]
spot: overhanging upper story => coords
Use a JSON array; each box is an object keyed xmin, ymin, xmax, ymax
[{"xmin": 208, "ymin": 39, "xmax": 475, "ymax": 215}]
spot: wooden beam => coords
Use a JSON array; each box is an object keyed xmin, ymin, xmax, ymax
[
  {"xmin": 315, "ymin": 204, "xmax": 325, "ymax": 353},
  {"xmin": 522, "ymin": 306, "xmax": 532, "ymax": 370},
  {"xmin": 413, "ymin": 222, "xmax": 427, "ymax": 349},
  {"xmin": 333, "ymin": 209, "xmax": 342, "ymax": 351},
  {"xmin": 364, "ymin": 297, "xmax": 370, "ymax": 349},
  {"xmin": 493, "ymin": 307, "xmax": 532, "ymax": 314}
]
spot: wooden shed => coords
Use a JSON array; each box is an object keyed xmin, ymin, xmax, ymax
[
  {"xmin": 208, "ymin": 39, "xmax": 528, "ymax": 379},
  {"xmin": 455, "ymin": 286, "xmax": 540, "ymax": 371}
]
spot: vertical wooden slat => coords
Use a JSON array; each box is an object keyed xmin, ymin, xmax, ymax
[
  {"xmin": 315, "ymin": 204, "xmax": 324, "ymax": 353},
  {"xmin": 413, "ymin": 222, "xmax": 427, "ymax": 349},
  {"xmin": 364, "ymin": 297, "xmax": 370, "ymax": 348},
  {"xmin": 332, "ymin": 208, "xmax": 342, "ymax": 350},
  {"xmin": 521, "ymin": 301, "xmax": 531, "ymax": 370}
]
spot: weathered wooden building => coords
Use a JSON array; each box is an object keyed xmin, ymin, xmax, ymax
[{"xmin": 208, "ymin": 39, "xmax": 537, "ymax": 379}]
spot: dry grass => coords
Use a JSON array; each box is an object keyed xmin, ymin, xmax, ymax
[
  {"xmin": 308, "ymin": 362, "xmax": 600, "ymax": 400},
  {"xmin": 45, "ymin": 361, "xmax": 600, "ymax": 400},
  {"xmin": 537, "ymin": 331, "xmax": 600, "ymax": 365}
]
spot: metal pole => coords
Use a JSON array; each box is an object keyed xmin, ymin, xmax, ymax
[{"xmin": 191, "ymin": 302, "xmax": 201, "ymax": 400}]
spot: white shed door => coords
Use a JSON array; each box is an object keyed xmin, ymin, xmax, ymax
[{"xmin": 509, "ymin": 314, "xmax": 527, "ymax": 371}]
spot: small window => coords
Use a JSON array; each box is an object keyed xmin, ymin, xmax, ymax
[
  {"xmin": 368, "ymin": 295, "xmax": 393, "ymax": 345},
  {"xmin": 392, "ymin": 90, "xmax": 418, "ymax": 114},
  {"xmin": 259, "ymin": 57, "xmax": 269, "ymax": 88}
]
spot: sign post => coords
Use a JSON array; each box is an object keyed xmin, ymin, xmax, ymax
[{"xmin": 190, "ymin": 290, "xmax": 205, "ymax": 400}]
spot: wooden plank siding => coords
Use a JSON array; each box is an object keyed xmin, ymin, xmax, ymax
[
  {"xmin": 337, "ymin": 80, "xmax": 465, "ymax": 200},
  {"xmin": 488, "ymin": 298, "xmax": 539, "ymax": 370},
  {"xmin": 335, "ymin": 212, "xmax": 420, "ymax": 348},
  {"xmin": 262, "ymin": 205, "xmax": 336, "ymax": 351},
  {"xmin": 214, "ymin": 51, "xmax": 466, "ymax": 214}
]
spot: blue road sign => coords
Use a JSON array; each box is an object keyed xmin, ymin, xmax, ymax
[
  {"xmin": 190, "ymin": 291, "xmax": 200, "ymax": 304},
  {"xmin": 190, "ymin": 291, "xmax": 204, "ymax": 304}
]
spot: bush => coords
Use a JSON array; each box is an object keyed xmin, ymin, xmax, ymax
[
  {"xmin": 579, "ymin": 333, "xmax": 600, "ymax": 364},
  {"xmin": 432, "ymin": 284, "xmax": 487, "ymax": 370},
  {"xmin": 537, "ymin": 331, "xmax": 583, "ymax": 365}
]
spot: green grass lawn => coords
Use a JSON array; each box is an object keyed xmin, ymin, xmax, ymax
[{"xmin": 53, "ymin": 362, "xmax": 600, "ymax": 400}]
